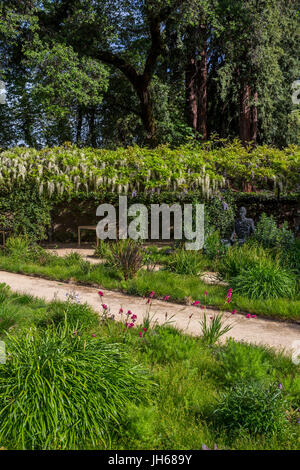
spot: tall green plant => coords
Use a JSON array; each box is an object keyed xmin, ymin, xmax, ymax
[{"xmin": 0, "ymin": 322, "xmax": 149, "ymax": 449}]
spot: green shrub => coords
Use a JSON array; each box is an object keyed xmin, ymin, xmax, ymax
[
  {"xmin": 36, "ymin": 299, "xmax": 100, "ymax": 331},
  {"xmin": 5, "ymin": 235, "xmax": 31, "ymax": 260},
  {"xmin": 0, "ymin": 185, "xmax": 51, "ymax": 241},
  {"xmin": 217, "ymin": 339, "xmax": 271, "ymax": 385},
  {"xmin": 218, "ymin": 243, "xmax": 270, "ymax": 280},
  {"xmin": 167, "ymin": 248, "xmax": 204, "ymax": 275},
  {"xmin": 230, "ymin": 262, "xmax": 297, "ymax": 299},
  {"xmin": 254, "ymin": 213, "xmax": 294, "ymax": 251},
  {"xmin": 204, "ymin": 230, "xmax": 225, "ymax": 260},
  {"xmin": 205, "ymin": 195, "xmax": 235, "ymax": 238},
  {"xmin": 214, "ymin": 381, "xmax": 288, "ymax": 436},
  {"xmin": 280, "ymin": 238, "xmax": 300, "ymax": 275},
  {"xmin": 0, "ymin": 322, "xmax": 149, "ymax": 449},
  {"xmin": 94, "ymin": 240, "xmax": 113, "ymax": 259}
]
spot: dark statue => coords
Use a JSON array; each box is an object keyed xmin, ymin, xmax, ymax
[{"xmin": 230, "ymin": 207, "xmax": 255, "ymax": 245}]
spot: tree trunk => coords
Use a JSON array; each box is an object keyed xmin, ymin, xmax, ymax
[
  {"xmin": 197, "ymin": 26, "xmax": 208, "ymax": 140},
  {"xmin": 137, "ymin": 85, "xmax": 157, "ymax": 147},
  {"xmin": 239, "ymin": 83, "xmax": 251, "ymax": 145},
  {"xmin": 185, "ymin": 56, "xmax": 198, "ymax": 131},
  {"xmin": 89, "ymin": 107, "xmax": 96, "ymax": 147},
  {"xmin": 76, "ymin": 107, "xmax": 83, "ymax": 145},
  {"xmin": 251, "ymin": 90, "xmax": 258, "ymax": 147}
]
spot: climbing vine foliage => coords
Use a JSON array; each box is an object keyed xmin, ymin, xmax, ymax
[{"xmin": 0, "ymin": 141, "xmax": 299, "ymax": 199}]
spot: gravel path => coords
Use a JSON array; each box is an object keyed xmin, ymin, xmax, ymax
[{"xmin": 1, "ymin": 270, "xmax": 300, "ymax": 355}]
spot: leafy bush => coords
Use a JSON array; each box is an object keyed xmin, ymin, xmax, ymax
[
  {"xmin": 106, "ymin": 239, "xmax": 144, "ymax": 280},
  {"xmin": 214, "ymin": 381, "xmax": 288, "ymax": 436},
  {"xmin": 217, "ymin": 339, "xmax": 271, "ymax": 385},
  {"xmin": 167, "ymin": 248, "xmax": 204, "ymax": 275},
  {"xmin": 0, "ymin": 185, "xmax": 51, "ymax": 241},
  {"xmin": 253, "ymin": 213, "xmax": 294, "ymax": 250},
  {"xmin": 204, "ymin": 230, "xmax": 225, "ymax": 260},
  {"xmin": 94, "ymin": 240, "xmax": 113, "ymax": 259},
  {"xmin": 5, "ymin": 235, "xmax": 31, "ymax": 260},
  {"xmin": 205, "ymin": 195, "xmax": 235, "ymax": 238},
  {"xmin": 230, "ymin": 262, "xmax": 297, "ymax": 299},
  {"xmin": 37, "ymin": 299, "xmax": 100, "ymax": 331},
  {"xmin": 0, "ymin": 322, "xmax": 149, "ymax": 449},
  {"xmin": 218, "ymin": 243, "xmax": 271, "ymax": 280},
  {"xmin": 279, "ymin": 237, "xmax": 300, "ymax": 275}
]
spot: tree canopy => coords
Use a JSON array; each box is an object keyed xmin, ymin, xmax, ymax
[{"xmin": 0, "ymin": 0, "xmax": 299, "ymax": 148}]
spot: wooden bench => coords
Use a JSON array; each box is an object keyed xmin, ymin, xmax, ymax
[{"xmin": 78, "ymin": 225, "xmax": 99, "ymax": 247}]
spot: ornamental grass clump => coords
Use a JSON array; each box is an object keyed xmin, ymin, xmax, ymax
[
  {"xmin": 0, "ymin": 322, "xmax": 149, "ymax": 449},
  {"xmin": 214, "ymin": 381, "xmax": 288, "ymax": 437},
  {"xmin": 217, "ymin": 243, "xmax": 270, "ymax": 280},
  {"xmin": 230, "ymin": 261, "xmax": 297, "ymax": 299},
  {"xmin": 200, "ymin": 313, "xmax": 233, "ymax": 346},
  {"xmin": 167, "ymin": 248, "xmax": 204, "ymax": 275},
  {"xmin": 107, "ymin": 239, "xmax": 144, "ymax": 280}
]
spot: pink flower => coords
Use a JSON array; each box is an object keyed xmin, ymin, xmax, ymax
[
  {"xmin": 102, "ymin": 304, "xmax": 108, "ymax": 310},
  {"xmin": 131, "ymin": 314, "xmax": 137, "ymax": 321},
  {"xmin": 98, "ymin": 291, "xmax": 104, "ymax": 297},
  {"xmin": 193, "ymin": 301, "xmax": 201, "ymax": 306},
  {"xmin": 139, "ymin": 332, "xmax": 143, "ymax": 337},
  {"xmin": 163, "ymin": 296, "xmax": 170, "ymax": 301},
  {"xmin": 127, "ymin": 310, "xmax": 132, "ymax": 316},
  {"xmin": 232, "ymin": 310, "xmax": 237, "ymax": 315},
  {"xmin": 149, "ymin": 291, "xmax": 155, "ymax": 298},
  {"xmin": 246, "ymin": 314, "xmax": 251, "ymax": 319},
  {"xmin": 128, "ymin": 323, "xmax": 135, "ymax": 328},
  {"xmin": 147, "ymin": 298, "xmax": 151, "ymax": 304},
  {"xmin": 143, "ymin": 328, "xmax": 147, "ymax": 332},
  {"xmin": 226, "ymin": 289, "xmax": 232, "ymax": 303},
  {"xmin": 204, "ymin": 291, "xmax": 208, "ymax": 296},
  {"xmin": 91, "ymin": 334, "xmax": 96, "ymax": 337},
  {"xmin": 200, "ymin": 305, "xmax": 205, "ymax": 309},
  {"xmin": 119, "ymin": 308, "xmax": 123, "ymax": 314},
  {"xmin": 251, "ymin": 315, "xmax": 257, "ymax": 318}
]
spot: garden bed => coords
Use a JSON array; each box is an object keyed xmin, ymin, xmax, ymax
[
  {"xmin": 0, "ymin": 250, "xmax": 299, "ymax": 322},
  {"xmin": 0, "ymin": 283, "xmax": 299, "ymax": 450}
]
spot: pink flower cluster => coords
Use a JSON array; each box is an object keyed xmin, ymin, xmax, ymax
[
  {"xmin": 139, "ymin": 327, "xmax": 148, "ymax": 338},
  {"xmin": 226, "ymin": 288, "xmax": 232, "ymax": 303}
]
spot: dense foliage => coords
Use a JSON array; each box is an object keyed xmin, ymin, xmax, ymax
[
  {"xmin": 0, "ymin": 285, "xmax": 299, "ymax": 450},
  {"xmin": 0, "ymin": 321, "xmax": 149, "ymax": 449},
  {"xmin": 0, "ymin": 1, "xmax": 299, "ymax": 148},
  {"xmin": 0, "ymin": 142, "xmax": 299, "ymax": 198}
]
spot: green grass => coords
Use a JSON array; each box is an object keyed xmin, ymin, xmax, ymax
[
  {"xmin": 0, "ymin": 284, "xmax": 299, "ymax": 450},
  {"xmin": 0, "ymin": 252, "xmax": 299, "ymax": 321}
]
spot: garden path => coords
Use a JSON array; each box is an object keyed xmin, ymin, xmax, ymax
[{"xmin": 1, "ymin": 270, "xmax": 300, "ymax": 355}]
